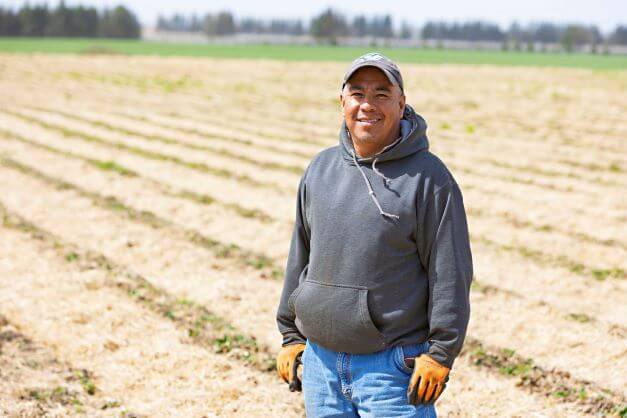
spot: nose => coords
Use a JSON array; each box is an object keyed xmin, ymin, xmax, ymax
[{"xmin": 360, "ymin": 98, "xmax": 376, "ymax": 112}]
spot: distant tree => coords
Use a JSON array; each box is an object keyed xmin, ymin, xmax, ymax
[
  {"xmin": 100, "ymin": 5, "xmax": 140, "ymax": 39},
  {"xmin": 0, "ymin": 8, "xmax": 21, "ymax": 36},
  {"xmin": 400, "ymin": 22, "xmax": 413, "ymax": 39},
  {"xmin": 238, "ymin": 17, "xmax": 263, "ymax": 33},
  {"xmin": 531, "ymin": 22, "xmax": 560, "ymax": 43},
  {"xmin": 42, "ymin": 0, "xmax": 98, "ymax": 37},
  {"xmin": 380, "ymin": 15, "xmax": 394, "ymax": 38},
  {"xmin": 190, "ymin": 14, "xmax": 202, "ymax": 32},
  {"xmin": 310, "ymin": 8, "xmax": 348, "ymax": 41},
  {"xmin": 560, "ymin": 24, "xmax": 593, "ymax": 52},
  {"xmin": 421, "ymin": 22, "xmax": 441, "ymax": 40},
  {"xmin": 351, "ymin": 15, "xmax": 367, "ymax": 37},
  {"xmin": 71, "ymin": 6, "xmax": 99, "ymax": 37},
  {"xmin": 44, "ymin": 0, "xmax": 71, "ymax": 36},
  {"xmin": 157, "ymin": 13, "xmax": 204, "ymax": 32},
  {"xmin": 422, "ymin": 20, "xmax": 503, "ymax": 41},
  {"xmin": 17, "ymin": 4, "xmax": 49, "ymax": 37},
  {"xmin": 610, "ymin": 25, "xmax": 627, "ymax": 45},
  {"xmin": 204, "ymin": 11, "xmax": 235, "ymax": 36},
  {"xmin": 156, "ymin": 14, "xmax": 167, "ymax": 30},
  {"xmin": 291, "ymin": 21, "xmax": 304, "ymax": 35}
]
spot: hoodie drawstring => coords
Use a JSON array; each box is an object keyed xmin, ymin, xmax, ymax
[
  {"xmin": 351, "ymin": 150, "xmax": 400, "ymax": 220},
  {"xmin": 372, "ymin": 158, "xmax": 393, "ymax": 187}
]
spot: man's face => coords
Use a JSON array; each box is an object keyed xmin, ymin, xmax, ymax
[{"xmin": 340, "ymin": 66, "xmax": 405, "ymax": 148}]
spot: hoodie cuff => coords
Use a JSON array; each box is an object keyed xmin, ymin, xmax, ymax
[
  {"xmin": 282, "ymin": 332, "xmax": 307, "ymax": 347},
  {"xmin": 427, "ymin": 343, "xmax": 456, "ymax": 369}
]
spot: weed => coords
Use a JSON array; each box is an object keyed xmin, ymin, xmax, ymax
[
  {"xmin": 567, "ymin": 313, "xmax": 592, "ymax": 323},
  {"xmin": 65, "ymin": 252, "xmax": 80, "ymax": 262},
  {"xmin": 75, "ymin": 370, "xmax": 97, "ymax": 395},
  {"xmin": 609, "ymin": 163, "xmax": 622, "ymax": 173},
  {"xmin": 93, "ymin": 160, "xmax": 137, "ymax": 177},
  {"xmin": 101, "ymin": 400, "xmax": 121, "ymax": 409},
  {"xmin": 499, "ymin": 358, "xmax": 533, "ymax": 376}
]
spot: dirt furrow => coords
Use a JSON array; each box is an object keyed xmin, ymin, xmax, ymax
[
  {"xmin": 0, "ymin": 222, "xmax": 305, "ymax": 417},
  {"xmin": 470, "ymin": 215, "xmax": 627, "ymax": 276},
  {"xmin": 1, "ymin": 196, "xmax": 601, "ymax": 418},
  {"xmin": 12, "ymin": 106, "xmax": 301, "ymax": 192},
  {"xmin": 456, "ymin": 171, "xmax": 626, "ymax": 243},
  {"xmin": 1, "ymin": 168, "xmax": 621, "ymax": 417},
  {"xmin": 32, "ymin": 105, "xmax": 313, "ymax": 170},
  {"xmin": 51, "ymin": 67, "xmax": 627, "ymax": 156},
  {"xmin": 20, "ymin": 92, "xmax": 626, "ymax": 199},
  {"xmin": 2, "ymin": 117, "xmax": 625, "ymax": 294},
  {"xmin": 2, "ymin": 132, "xmax": 625, "ymax": 329},
  {"xmin": 62, "ymin": 92, "xmax": 626, "ymax": 189},
  {"xmin": 3, "ymin": 105, "xmax": 616, "ymax": 248},
  {"xmin": 8, "ymin": 71, "xmax": 626, "ymax": 177},
  {"xmin": 18, "ymin": 103, "xmax": 625, "ymax": 221},
  {"xmin": 0, "ymin": 314, "xmax": 120, "ymax": 417},
  {"xmin": 2, "ymin": 115, "xmax": 623, "ymax": 255},
  {"xmin": 2, "ymin": 136, "xmax": 625, "ymax": 325},
  {"xmin": 0, "ymin": 111, "xmax": 296, "ymax": 220},
  {"xmin": 1, "ymin": 162, "xmax": 625, "ymax": 403},
  {"xmin": 0, "ymin": 137, "xmax": 291, "ymax": 262}
]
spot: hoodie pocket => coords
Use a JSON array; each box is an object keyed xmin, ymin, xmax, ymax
[{"xmin": 294, "ymin": 280, "xmax": 387, "ymax": 353}]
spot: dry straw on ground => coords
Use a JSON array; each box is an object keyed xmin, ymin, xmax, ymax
[{"xmin": 0, "ymin": 54, "xmax": 625, "ymax": 417}]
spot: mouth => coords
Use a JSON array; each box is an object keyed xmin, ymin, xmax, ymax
[{"xmin": 356, "ymin": 117, "xmax": 381, "ymax": 126}]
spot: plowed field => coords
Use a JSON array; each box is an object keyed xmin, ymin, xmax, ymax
[{"xmin": 0, "ymin": 54, "xmax": 625, "ymax": 417}]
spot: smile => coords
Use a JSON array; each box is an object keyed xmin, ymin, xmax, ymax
[{"xmin": 357, "ymin": 118, "xmax": 381, "ymax": 125}]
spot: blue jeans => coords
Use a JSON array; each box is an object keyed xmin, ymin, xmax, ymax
[{"xmin": 302, "ymin": 339, "xmax": 437, "ymax": 417}]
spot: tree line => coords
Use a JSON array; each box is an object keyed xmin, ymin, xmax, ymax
[
  {"xmin": 0, "ymin": 2, "xmax": 140, "ymax": 38},
  {"xmin": 2, "ymin": 4, "xmax": 626, "ymax": 49},
  {"xmin": 157, "ymin": 8, "xmax": 627, "ymax": 48}
]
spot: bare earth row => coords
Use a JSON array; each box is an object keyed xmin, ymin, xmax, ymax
[
  {"xmin": 0, "ymin": 157, "xmax": 625, "ymax": 404},
  {"xmin": 0, "ymin": 165, "xmax": 613, "ymax": 417},
  {"xmin": 1, "ymin": 135, "xmax": 625, "ymax": 326}
]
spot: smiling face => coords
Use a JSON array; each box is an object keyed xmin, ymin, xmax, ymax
[{"xmin": 341, "ymin": 66, "xmax": 405, "ymax": 157}]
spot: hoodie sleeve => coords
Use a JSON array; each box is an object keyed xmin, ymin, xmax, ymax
[
  {"xmin": 276, "ymin": 172, "xmax": 310, "ymax": 347},
  {"xmin": 417, "ymin": 180, "xmax": 473, "ymax": 369}
]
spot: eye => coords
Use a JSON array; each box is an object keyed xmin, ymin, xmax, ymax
[{"xmin": 351, "ymin": 92, "xmax": 364, "ymax": 98}]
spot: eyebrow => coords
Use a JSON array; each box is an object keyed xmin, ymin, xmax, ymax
[{"xmin": 347, "ymin": 85, "xmax": 392, "ymax": 92}]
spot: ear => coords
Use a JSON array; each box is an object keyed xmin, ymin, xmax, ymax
[
  {"xmin": 399, "ymin": 93, "xmax": 406, "ymax": 114},
  {"xmin": 339, "ymin": 91, "xmax": 345, "ymax": 108}
]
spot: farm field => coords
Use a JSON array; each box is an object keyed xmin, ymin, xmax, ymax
[
  {"xmin": 1, "ymin": 38, "xmax": 627, "ymax": 69},
  {"xmin": 0, "ymin": 53, "xmax": 626, "ymax": 417}
]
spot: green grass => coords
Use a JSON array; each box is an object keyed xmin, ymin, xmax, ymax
[{"xmin": 0, "ymin": 37, "xmax": 626, "ymax": 69}]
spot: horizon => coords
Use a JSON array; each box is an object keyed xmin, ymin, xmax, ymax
[{"xmin": 2, "ymin": 0, "xmax": 625, "ymax": 34}]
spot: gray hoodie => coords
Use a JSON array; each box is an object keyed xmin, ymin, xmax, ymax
[{"xmin": 276, "ymin": 105, "xmax": 473, "ymax": 369}]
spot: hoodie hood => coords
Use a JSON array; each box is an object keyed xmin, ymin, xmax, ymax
[
  {"xmin": 339, "ymin": 104, "xmax": 429, "ymax": 220},
  {"xmin": 340, "ymin": 103, "xmax": 429, "ymax": 165}
]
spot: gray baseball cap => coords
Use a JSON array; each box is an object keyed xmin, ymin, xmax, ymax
[{"xmin": 342, "ymin": 52, "xmax": 404, "ymax": 94}]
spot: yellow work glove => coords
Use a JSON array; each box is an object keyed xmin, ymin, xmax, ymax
[
  {"xmin": 407, "ymin": 354, "xmax": 451, "ymax": 405},
  {"xmin": 277, "ymin": 343, "xmax": 305, "ymax": 391}
]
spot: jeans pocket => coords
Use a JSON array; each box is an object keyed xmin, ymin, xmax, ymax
[
  {"xmin": 393, "ymin": 345, "xmax": 414, "ymax": 374},
  {"xmin": 394, "ymin": 342, "xmax": 430, "ymax": 374}
]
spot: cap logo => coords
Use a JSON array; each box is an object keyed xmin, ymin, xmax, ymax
[{"xmin": 355, "ymin": 52, "xmax": 386, "ymax": 63}]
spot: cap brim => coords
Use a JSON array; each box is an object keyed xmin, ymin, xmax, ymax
[{"xmin": 343, "ymin": 63, "xmax": 399, "ymax": 90}]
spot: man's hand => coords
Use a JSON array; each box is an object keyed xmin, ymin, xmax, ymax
[
  {"xmin": 407, "ymin": 354, "xmax": 450, "ymax": 405},
  {"xmin": 277, "ymin": 343, "xmax": 306, "ymax": 390}
]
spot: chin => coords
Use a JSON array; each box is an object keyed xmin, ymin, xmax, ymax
[{"xmin": 353, "ymin": 130, "xmax": 382, "ymax": 144}]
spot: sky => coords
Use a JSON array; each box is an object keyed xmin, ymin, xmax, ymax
[{"xmin": 4, "ymin": 0, "xmax": 626, "ymax": 33}]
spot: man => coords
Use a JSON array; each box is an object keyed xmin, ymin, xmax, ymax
[{"xmin": 276, "ymin": 52, "xmax": 473, "ymax": 417}]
